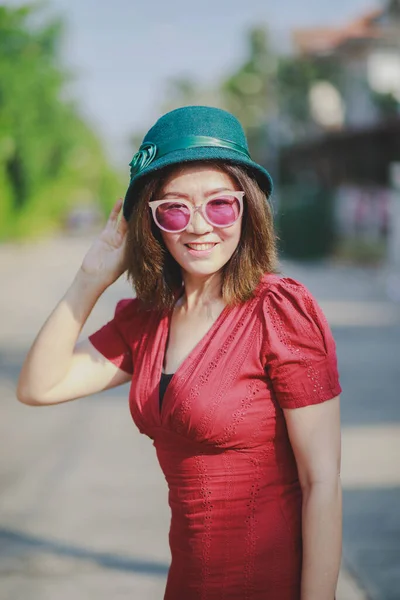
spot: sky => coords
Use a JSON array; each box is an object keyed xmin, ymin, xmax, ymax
[{"xmin": 6, "ymin": 0, "xmax": 378, "ymax": 167}]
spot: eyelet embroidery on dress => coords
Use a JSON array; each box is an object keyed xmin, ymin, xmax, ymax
[
  {"xmin": 174, "ymin": 299, "xmax": 259, "ymax": 435},
  {"xmin": 249, "ymin": 408, "xmax": 274, "ymax": 446},
  {"xmin": 197, "ymin": 321, "xmax": 259, "ymax": 441},
  {"xmin": 215, "ymin": 381, "xmax": 260, "ymax": 446},
  {"xmin": 264, "ymin": 287, "xmax": 326, "ymax": 401},
  {"xmin": 220, "ymin": 451, "xmax": 234, "ymax": 600},
  {"xmin": 243, "ymin": 454, "xmax": 262, "ymax": 599},
  {"xmin": 194, "ymin": 455, "xmax": 213, "ymax": 599},
  {"xmin": 242, "ymin": 441, "xmax": 275, "ymax": 599}
]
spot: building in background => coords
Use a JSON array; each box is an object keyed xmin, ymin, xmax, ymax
[
  {"xmin": 292, "ymin": 0, "xmax": 400, "ymax": 128},
  {"xmin": 277, "ymin": 1, "xmax": 400, "ymax": 264}
]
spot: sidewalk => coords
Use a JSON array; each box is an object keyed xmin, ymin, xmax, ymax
[{"xmin": 1, "ymin": 236, "xmax": 399, "ymax": 600}]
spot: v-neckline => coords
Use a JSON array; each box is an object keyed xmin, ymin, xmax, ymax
[{"xmin": 157, "ymin": 302, "xmax": 231, "ymax": 419}]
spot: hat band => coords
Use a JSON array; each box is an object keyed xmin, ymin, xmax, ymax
[{"xmin": 129, "ymin": 135, "xmax": 251, "ymax": 181}]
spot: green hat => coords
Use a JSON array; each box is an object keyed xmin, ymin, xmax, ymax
[{"xmin": 123, "ymin": 105, "xmax": 273, "ymax": 221}]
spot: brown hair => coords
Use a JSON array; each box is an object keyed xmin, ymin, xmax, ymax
[{"xmin": 125, "ymin": 162, "xmax": 278, "ymax": 310}]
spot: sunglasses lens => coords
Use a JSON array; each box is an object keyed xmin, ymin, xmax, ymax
[
  {"xmin": 206, "ymin": 196, "xmax": 241, "ymax": 226},
  {"xmin": 155, "ymin": 202, "xmax": 190, "ymax": 232}
]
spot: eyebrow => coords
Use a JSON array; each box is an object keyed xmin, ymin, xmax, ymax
[{"xmin": 160, "ymin": 187, "xmax": 235, "ymax": 199}]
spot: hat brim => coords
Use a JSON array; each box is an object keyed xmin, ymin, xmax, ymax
[{"xmin": 123, "ymin": 146, "xmax": 273, "ymax": 221}]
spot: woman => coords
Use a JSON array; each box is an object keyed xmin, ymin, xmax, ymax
[{"xmin": 17, "ymin": 106, "xmax": 342, "ymax": 600}]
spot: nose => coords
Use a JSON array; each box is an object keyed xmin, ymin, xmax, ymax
[{"xmin": 187, "ymin": 206, "xmax": 213, "ymax": 235}]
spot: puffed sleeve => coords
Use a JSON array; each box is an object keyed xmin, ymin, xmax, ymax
[
  {"xmin": 261, "ymin": 277, "xmax": 341, "ymax": 409},
  {"xmin": 88, "ymin": 298, "xmax": 141, "ymax": 375}
]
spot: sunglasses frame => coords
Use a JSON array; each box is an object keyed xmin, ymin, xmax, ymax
[{"xmin": 148, "ymin": 191, "xmax": 245, "ymax": 233}]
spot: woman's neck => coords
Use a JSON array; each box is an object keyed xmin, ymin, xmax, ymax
[{"xmin": 179, "ymin": 272, "xmax": 224, "ymax": 312}]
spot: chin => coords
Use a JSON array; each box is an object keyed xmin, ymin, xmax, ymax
[{"xmin": 181, "ymin": 262, "xmax": 223, "ymax": 277}]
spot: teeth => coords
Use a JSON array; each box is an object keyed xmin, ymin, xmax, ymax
[{"xmin": 187, "ymin": 243, "xmax": 216, "ymax": 250}]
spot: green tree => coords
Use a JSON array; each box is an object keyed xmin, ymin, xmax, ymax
[
  {"xmin": 276, "ymin": 55, "xmax": 343, "ymax": 141},
  {"xmin": 220, "ymin": 27, "xmax": 277, "ymax": 163},
  {"xmin": 0, "ymin": 4, "xmax": 121, "ymax": 240},
  {"xmin": 219, "ymin": 26, "xmax": 345, "ymax": 148}
]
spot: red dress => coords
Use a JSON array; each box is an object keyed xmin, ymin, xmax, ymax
[{"xmin": 89, "ymin": 274, "xmax": 341, "ymax": 600}]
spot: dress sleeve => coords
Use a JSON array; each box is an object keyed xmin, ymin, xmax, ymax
[
  {"xmin": 88, "ymin": 298, "xmax": 140, "ymax": 375},
  {"xmin": 261, "ymin": 278, "xmax": 342, "ymax": 409}
]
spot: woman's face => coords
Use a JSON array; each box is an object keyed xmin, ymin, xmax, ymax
[{"xmin": 156, "ymin": 164, "xmax": 243, "ymax": 279}]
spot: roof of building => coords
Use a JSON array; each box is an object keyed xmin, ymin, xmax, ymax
[{"xmin": 292, "ymin": 8, "xmax": 385, "ymax": 55}]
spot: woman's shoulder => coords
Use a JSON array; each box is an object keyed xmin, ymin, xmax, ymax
[
  {"xmin": 255, "ymin": 272, "xmax": 314, "ymax": 301},
  {"xmin": 113, "ymin": 297, "xmax": 160, "ymax": 324},
  {"xmin": 114, "ymin": 297, "xmax": 141, "ymax": 317},
  {"xmin": 255, "ymin": 272, "xmax": 328, "ymax": 329}
]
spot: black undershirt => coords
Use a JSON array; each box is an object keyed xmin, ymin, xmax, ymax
[{"xmin": 159, "ymin": 372, "xmax": 174, "ymax": 409}]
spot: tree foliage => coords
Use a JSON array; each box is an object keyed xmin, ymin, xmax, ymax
[
  {"xmin": 155, "ymin": 27, "xmax": 343, "ymax": 162},
  {"xmin": 220, "ymin": 27, "xmax": 345, "ymax": 149},
  {"xmin": 220, "ymin": 28, "xmax": 276, "ymax": 163},
  {"xmin": 221, "ymin": 28, "xmax": 276, "ymax": 129},
  {"xmin": 0, "ymin": 4, "xmax": 121, "ymax": 240}
]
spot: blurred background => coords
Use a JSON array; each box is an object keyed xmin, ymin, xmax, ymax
[{"xmin": 0, "ymin": 1, "xmax": 399, "ymax": 599}]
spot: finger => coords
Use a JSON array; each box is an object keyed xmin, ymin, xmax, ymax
[
  {"xmin": 108, "ymin": 198, "xmax": 123, "ymax": 224},
  {"xmin": 115, "ymin": 223, "xmax": 128, "ymax": 251},
  {"xmin": 117, "ymin": 211, "xmax": 128, "ymax": 236}
]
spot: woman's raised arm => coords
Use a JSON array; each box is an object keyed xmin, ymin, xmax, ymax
[{"xmin": 16, "ymin": 199, "xmax": 131, "ymax": 406}]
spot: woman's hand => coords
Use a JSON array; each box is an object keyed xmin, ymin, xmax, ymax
[{"xmin": 80, "ymin": 198, "xmax": 128, "ymax": 288}]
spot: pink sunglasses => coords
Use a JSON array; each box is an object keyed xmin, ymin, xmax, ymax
[{"xmin": 148, "ymin": 192, "xmax": 244, "ymax": 233}]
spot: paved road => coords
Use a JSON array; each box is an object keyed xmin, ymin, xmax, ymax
[{"xmin": 1, "ymin": 237, "xmax": 399, "ymax": 600}]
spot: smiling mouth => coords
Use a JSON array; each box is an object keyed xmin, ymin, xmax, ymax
[{"xmin": 185, "ymin": 243, "xmax": 218, "ymax": 251}]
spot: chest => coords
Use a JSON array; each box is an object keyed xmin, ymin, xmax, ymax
[
  {"xmin": 129, "ymin": 294, "xmax": 286, "ymax": 445},
  {"xmin": 163, "ymin": 304, "xmax": 226, "ymax": 374}
]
